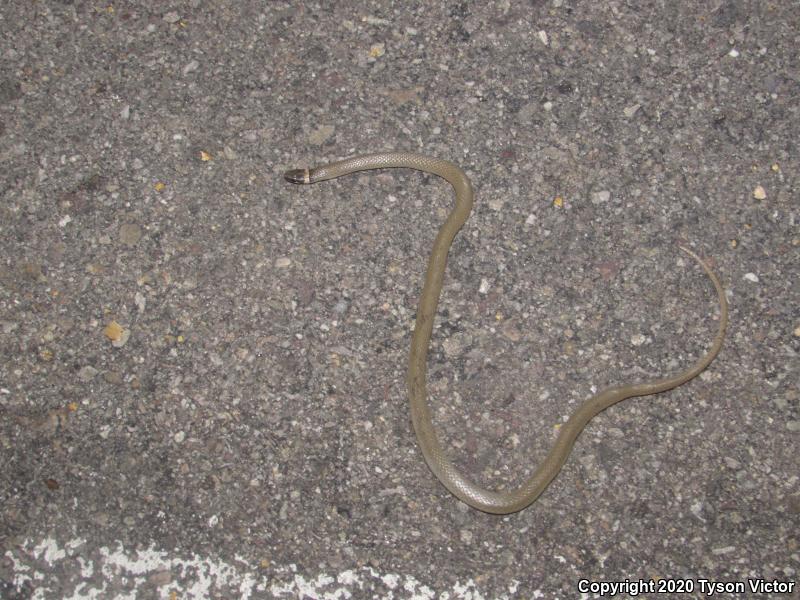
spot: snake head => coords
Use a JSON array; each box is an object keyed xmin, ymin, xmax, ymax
[{"xmin": 284, "ymin": 168, "xmax": 310, "ymax": 184}]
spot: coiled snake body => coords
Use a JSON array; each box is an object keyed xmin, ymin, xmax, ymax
[{"xmin": 284, "ymin": 152, "xmax": 728, "ymax": 514}]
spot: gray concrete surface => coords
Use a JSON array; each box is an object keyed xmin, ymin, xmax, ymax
[{"xmin": 1, "ymin": 1, "xmax": 798, "ymax": 598}]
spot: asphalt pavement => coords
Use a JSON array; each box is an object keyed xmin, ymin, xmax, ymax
[{"xmin": 1, "ymin": 1, "xmax": 798, "ymax": 598}]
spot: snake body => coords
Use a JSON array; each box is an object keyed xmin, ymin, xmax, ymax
[{"xmin": 284, "ymin": 152, "xmax": 728, "ymax": 514}]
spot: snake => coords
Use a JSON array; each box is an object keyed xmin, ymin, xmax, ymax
[{"xmin": 284, "ymin": 152, "xmax": 728, "ymax": 514}]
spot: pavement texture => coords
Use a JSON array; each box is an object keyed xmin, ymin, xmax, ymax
[{"xmin": 1, "ymin": 1, "xmax": 798, "ymax": 598}]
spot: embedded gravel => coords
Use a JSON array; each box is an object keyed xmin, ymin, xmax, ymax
[{"xmin": 1, "ymin": 1, "xmax": 798, "ymax": 598}]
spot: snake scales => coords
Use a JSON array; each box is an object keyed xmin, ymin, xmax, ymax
[{"xmin": 284, "ymin": 152, "xmax": 728, "ymax": 514}]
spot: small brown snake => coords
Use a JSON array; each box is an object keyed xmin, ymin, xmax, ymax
[{"xmin": 284, "ymin": 152, "xmax": 728, "ymax": 514}]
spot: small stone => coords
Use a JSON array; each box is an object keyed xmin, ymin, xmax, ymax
[
  {"xmin": 183, "ymin": 60, "xmax": 199, "ymax": 75},
  {"xmin": 443, "ymin": 334, "xmax": 470, "ymax": 357},
  {"xmin": 630, "ymin": 333, "xmax": 647, "ymax": 346},
  {"xmin": 743, "ymin": 273, "xmax": 759, "ymax": 283},
  {"xmin": 753, "ymin": 185, "xmax": 766, "ymax": 200},
  {"xmin": 119, "ymin": 223, "xmax": 142, "ymax": 246},
  {"xmin": 363, "ymin": 15, "xmax": 390, "ymax": 26},
  {"xmin": 104, "ymin": 321, "xmax": 130, "ymax": 348},
  {"xmin": 113, "ymin": 330, "xmax": 130, "ymax": 348},
  {"xmin": 275, "ymin": 257, "xmax": 291, "ymax": 268},
  {"xmin": 478, "ymin": 278, "xmax": 490, "ymax": 294},
  {"xmin": 723, "ymin": 457, "xmax": 741, "ymax": 469},
  {"xmin": 162, "ymin": 11, "xmax": 180, "ymax": 23},
  {"xmin": 77, "ymin": 366, "xmax": 99, "ymax": 382},
  {"xmin": 134, "ymin": 292, "xmax": 146, "ymax": 313},
  {"xmin": 623, "ymin": 104, "xmax": 641, "ymax": 118},
  {"xmin": 104, "ymin": 321, "xmax": 124, "ymax": 341},
  {"xmin": 308, "ymin": 125, "xmax": 335, "ymax": 146},
  {"xmin": 488, "ymin": 196, "xmax": 505, "ymax": 210},
  {"xmin": 104, "ymin": 371, "xmax": 122, "ymax": 384},
  {"xmin": 460, "ymin": 529, "xmax": 473, "ymax": 544},
  {"xmin": 728, "ymin": 48, "xmax": 739, "ymax": 58},
  {"xmin": 92, "ymin": 512, "xmax": 109, "ymax": 527},
  {"xmin": 148, "ymin": 570, "xmax": 172, "ymax": 586},
  {"xmin": 368, "ymin": 43, "xmax": 385, "ymax": 58},
  {"xmin": 591, "ymin": 190, "xmax": 611, "ymax": 204},
  {"xmin": 174, "ymin": 431, "xmax": 185, "ymax": 443},
  {"xmin": 501, "ymin": 320, "xmax": 522, "ymax": 342},
  {"xmin": 537, "ymin": 30, "xmax": 549, "ymax": 46},
  {"xmin": 787, "ymin": 421, "xmax": 800, "ymax": 432}
]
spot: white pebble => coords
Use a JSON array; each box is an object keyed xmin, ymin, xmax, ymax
[
  {"xmin": 488, "ymin": 196, "xmax": 505, "ymax": 210},
  {"xmin": 479, "ymin": 278, "xmax": 490, "ymax": 294},
  {"xmin": 363, "ymin": 15, "xmax": 390, "ymax": 25},
  {"xmin": 690, "ymin": 501, "xmax": 706, "ymax": 522},
  {"xmin": 537, "ymin": 30, "xmax": 549, "ymax": 46},
  {"xmin": 743, "ymin": 273, "xmax": 759, "ymax": 283},
  {"xmin": 183, "ymin": 60, "xmax": 199, "ymax": 75},
  {"xmin": 623, "ymin": 104, "xmax": 641, "ymax": 118},
  {"xmin": 630, "ymin": 333, "xmax": 647, "ymax": 346},
  {"xmin": 591, "ymin": 190, "xmax": 611, "ymax": 204},
  {"xmin": 728, "ymin": 48, "xmax": 739, "ymax": 58},
  {"xmin": 134, "ymin": 292, "xmax": 146, "ymax": 313}
]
